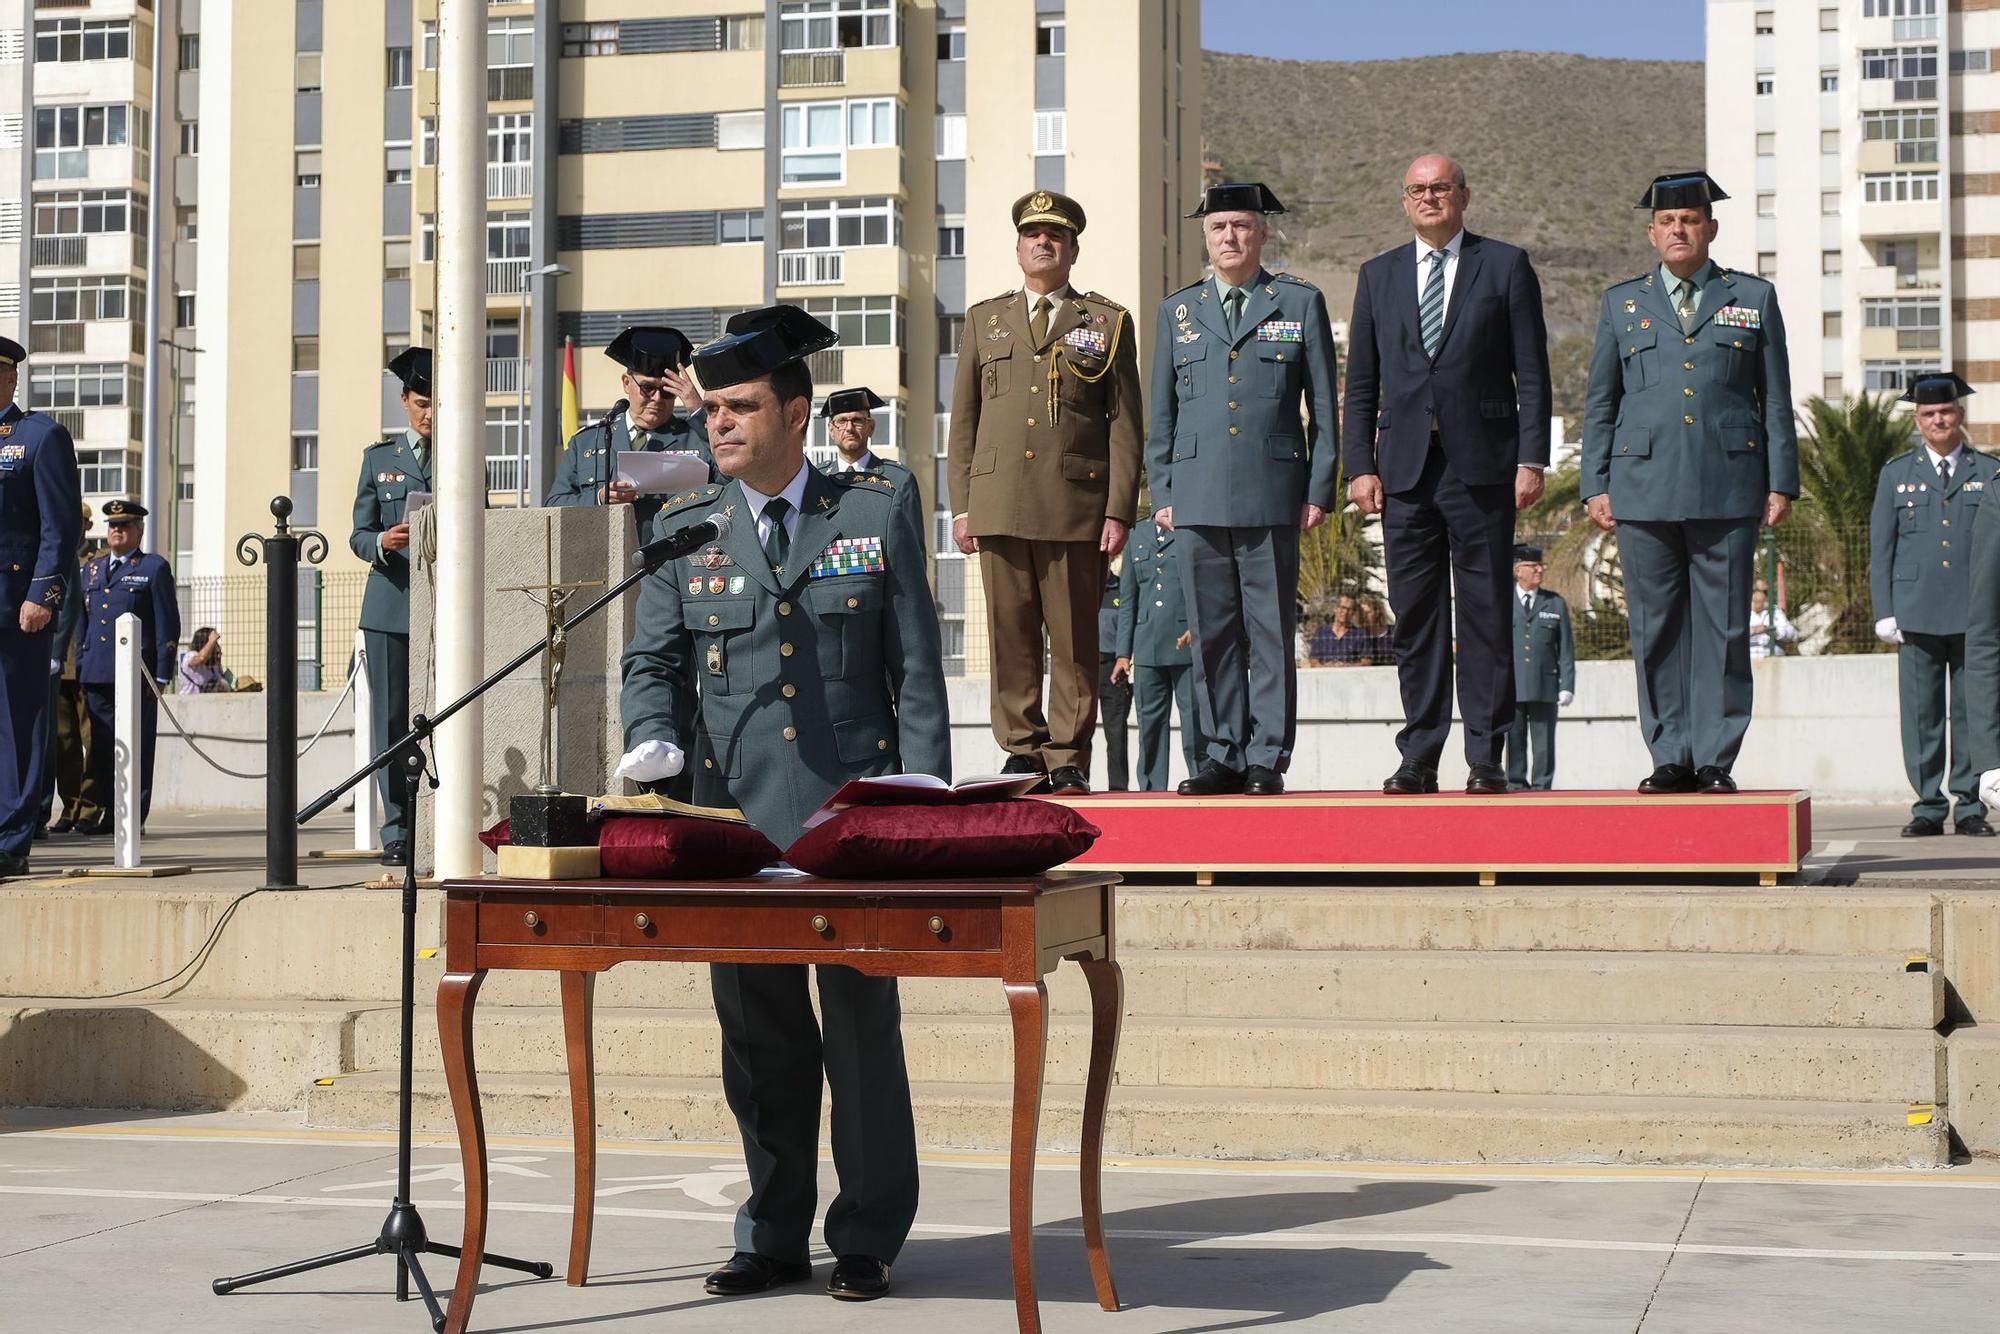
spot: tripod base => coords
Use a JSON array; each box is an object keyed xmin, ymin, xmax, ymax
[{"xmin": 212, "ymin": 1199, "xmax": 552, "ymax": 1331}]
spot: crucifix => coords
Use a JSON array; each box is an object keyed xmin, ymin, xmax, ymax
[{"xmin": 497, "ymin": 516, "xmax": 604, "ymax": 794}]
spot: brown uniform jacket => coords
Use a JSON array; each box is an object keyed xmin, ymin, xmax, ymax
[{"xmin": 947, "ymin": 287, "xmax": 1143, "ymax": 542}]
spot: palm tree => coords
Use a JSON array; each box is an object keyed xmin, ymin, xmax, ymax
[{"xmin": 1790, "ymin": 392, "xmax": 1912, "ymax": 651}]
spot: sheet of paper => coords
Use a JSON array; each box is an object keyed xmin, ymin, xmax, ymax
[
  {"xmin": 617, "ymin": 450, "xmax": 711, "ymax": 495},
  {"xmin": 402, "ymin": 489, "xmax": 432, "ymax": 518}
]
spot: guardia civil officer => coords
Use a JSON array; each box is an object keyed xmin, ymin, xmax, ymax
[
  {"xmin": 1097, "ymin": 564, "xmax": 1132, "ymax": 789},
  {"xmin": 1581, "ymin": 172, "xmax": 1798, "ymax": 794},
  {"xmin": 74, "ymin": 499, "xmax": 178, "ymax": 831},
  {"xmin": 349, "ymin": 347, "xmax": 432, "ymax": 864},
  {"xmin": 1149, "ymin": 182, "xmax": 1339, "ymax": 796},
  {"xmin": 0, "ymin": 334, "xmax": 82, "ymax": 875},
  {"xmin": 1870, "ymin": 372, "xmax": 1996, "ymax": 837},
  {"xmin": 619, "ymin": 305, "xmax": 947, "ymax": 1303},
  {"xmin": 1115, "ymin": 514, "xmax": 1205, "ymax": 791},
  {"xmin": 1504, "ymin": 544, "xmax": 1575, "ymax": 791},
  {"xmin": 546, "ymin": 324, "xmax": 709, "ymax": 534},
  {"xmin": 818, "ymin": 386, "xmax": 924, "ymax": 542}
]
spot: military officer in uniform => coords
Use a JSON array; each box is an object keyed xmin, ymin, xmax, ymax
[
  {"xmin": 1096, "ymin": 565, "xmax": 1131, "ymax": 789},
  {"xmin": 75, "ymin": 499, "xmax": 178, "ymax": 831},
  {"xmin": 37, "ymin": 500, "xmax": 91, "ymax": 836},
  {"xmin": 947, "ymin": 190, "xmax": 1142, "ymax": 795},
  {"xmin": 350, "ymin": 346, "xmax": 433, "ymax": 864},
  {"xmin": 1582, "ymin": 172, "xmax": 1798, "ymax": 794},
  {"xmin": 1115, "ymin": 514, "xmax": 1205, "ymax": 791},
  {"xmin": 819, "ymin": 386, "xmax": 924, "ymax": 542},
  {"xmin": 1870, "ymin": 371, "xmax": 1996, "ymax": 837},
  {"xmin": 1504, "ymin": 544, "xmax": 1575, "ymax": 791},
  {"xmin": 0, "ymin": 335, "xmax": 82, "ymax": 875},
  {"xmin": 1150, "ymin": 182, "xmax": 1340, "ymax": 796},
  {"xmin": 546, "ymin": 324, "xmax": 709, "ymax": 535},
  {"xmin": 620, "ymin": 305, "xmax": 947, "ymax": 1303}
]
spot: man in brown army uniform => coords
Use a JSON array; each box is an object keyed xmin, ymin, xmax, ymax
[{"xmin": 947, "ymin": 190, "xmax": 1142, "ymax": 794}]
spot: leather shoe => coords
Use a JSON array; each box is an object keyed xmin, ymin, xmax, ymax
[
  {"xmin": 1695, "ymin": 766, "xmax": 1737, "ymax": 794},
  {"xmin": 1178, "ymin": 761, "xmax": 1246, "ymax": 796},
  {"xmin": 50, "ymin": 817, "xmax": 74, "ymax": 834},
  {"xmin": 1242, "ymin": 764, "xmax": 1284, "ymax": 795},
  {"xmin": 1000, "ymin": 754, "xmax": 1045, "ymax": 775},
  {"xmin": 1956, "ymin": 816, "xmax": 1997, "ymax": 837},
  {"xmin": 379, "ymin": 839, "xmax": 409, "ymax": 867},
  {"xmin": 1638, "ymin": 764, "xmax": 1697, "ymax": 794},
  {"xmin": 1901, "ymin": 816, "xmax": 1944, "ymax": 838},
  {"xmin": 1382, "ymin": 762, "xmax": 1439, "ymax": 795},
  {"xmin": 1045, "ymin": 765, "xmax": 1090, "ymax": 796},
  {"xmin": 75, "ymin": 813, "xmax": 110, "ymax": 836},
  {"xmin": 1464, "ymin": 763, "xmax": 1508, "ymax": 795},
  {"xmin": 827, "ymin": 1254, "xmax": 892, "ymax": 1301},
  {"xmin": 704, "ymin": 1251, "xmax": 812, "ymax": 1296},
  {"xmin": 0, "ymin": 851, "xmax": 29, "ymax": 878}
]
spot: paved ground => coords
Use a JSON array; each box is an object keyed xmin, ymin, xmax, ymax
[{"xmin": 2, "ymin": 1108, "xmax": 1998, "ymax": 1333}]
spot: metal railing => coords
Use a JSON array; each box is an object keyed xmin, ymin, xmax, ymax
[
  {"xmin": 175, "ymin": 569, "xmax": 367, "ymax": 693},
  {"xmin": 486, "ymin": 256, "xmax": 528, "ymax": 295},
  {"xmin": 485, "ymin": 357, "xmax": 522, "ymax": 394},
  {"xmin": 778, "ymin": 49, "xmax": 844, "ymax": 87},
  {"xmin": 778, "ymin": 248, "xmax": 843, "ymax": 286},
  {"xmin": 486, "ymin": 161, "xmax": 532, "ymax": 199},
  {"xmin": 30, "ymin": 235, "xmax": 86, "ymax": 267},
  {"xmin": 487, "ymin": 65, "xmax": 534, "ymax": 101},
  {"xmin": 805, "ymin": 348, "xmax": 843, "ymax": 383},
  {"xmin": 484, "ymin": 456, "xmax": 523, "ymax": 495}
]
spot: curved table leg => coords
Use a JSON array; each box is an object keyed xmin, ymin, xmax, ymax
[
  {"xmin": 560, "ymin": 969, "xmax": 597, "ymax": 1286},
  {"xmin": 1005, "ymin": 980, "xmax": 1049, "ymax": 1334},
  {"xmin": 1076, "ymin": 955, "xmax": 1123, "ymax": 1311},
  {"xmin": 438, "ymin": 969, "xmax": 487, "ymax": 1334}
]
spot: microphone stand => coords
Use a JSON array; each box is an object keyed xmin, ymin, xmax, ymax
[{"xmin": 212, "ymin": 537, "xmax": 680, "ymax": 1331}]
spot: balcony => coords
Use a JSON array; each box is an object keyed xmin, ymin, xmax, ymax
[
  {"xmin": 777, "ymin": 248, "xmax": 843, "ymax": 286},
  {"xmin": 486, "ymin": 257, "xmax": 528, "ymax": 295},
  {"xmin": 30, "ymin": 236, "xmax": 87, "ymax": 267},
  {"xmin": 486, "ymin": 162, "xmax": 532, "ymax": 199},
  {"xmin": 47, "ymin": 408, "xmax": 86, "ymax": 436},
  {"xmin": 488, "ymin": 66, "xmax": 533, "ymax": 102},
  {"xmin": 805, "ymin": 348, "xmax": 843, "ymax": 383},
  {"xmin": 484, "ymin": 455, "xmax": 524, "ymax": 494},
  {"xmin": 485, "ymin": 357, "xmax": 522, "ymax": 394},
  {"xmin": 779, "ymin": 50, "xmax": 845, "ymax": 88}
]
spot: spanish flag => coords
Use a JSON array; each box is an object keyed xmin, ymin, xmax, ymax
[{"xmin": 560, "ymin": 336, "xmax": 580, "ymax": 444}]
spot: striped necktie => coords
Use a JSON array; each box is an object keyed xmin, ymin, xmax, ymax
[{"xmin": 1420, "ymin": 249, "xmax": 1447, "ymax": 357}]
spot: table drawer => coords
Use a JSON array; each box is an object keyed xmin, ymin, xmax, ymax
[
  {"xmin": 479, "ymin": 898, "xmax": 602, "ymax": 946},
  {"xmin": 875, "ymin": 900, "xmax": 1002, "ymax": 950},
  {"xmin": 602, "ymin": 898, "xmax": 863, "ymax": 950}
]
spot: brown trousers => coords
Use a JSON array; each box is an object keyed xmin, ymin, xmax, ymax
[
  {"xmin": 979, "ymin": 535, "xmax": 1102, "ymax": 772},
  {"xmin": 54, "ymin": 676, "xmax": 100, "ymax": 824}
]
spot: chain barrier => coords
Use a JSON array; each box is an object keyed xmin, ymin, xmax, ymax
[{"xmin": 141, "ymin": 654, "xmax": 365, "ymax": 781}]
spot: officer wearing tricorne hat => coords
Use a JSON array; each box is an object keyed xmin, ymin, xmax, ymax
[
  {"xmin": 619, "ymin": 305, "xmax": 947, "ymax": 1303},
  {"xmin": 546, "ymin": 324, "xmax": 710, "ymax": 533},
  {"xmin": 818, "ymin": 386, "xmax": 923, "ymax": 543},
  {"xmin": 349, "ymin": 346, "xmax": 433, "ymax": 864},
  {"xmin": 74, "ymin": 498, "xmax": 179, "ymax": 833},
  {"xmin": 0, "ymin": 333, "xmax": 82, "ymax": 875},
  {"xmin": 1150, "ymin": 181, "xmax": 1339, "ymax": 796},
  {"xmin": 1581, "ymin": 171, "xmax": 1799, "ymax": 795},
  {"xmin": 947, "ymin": 190, "xmax": 1142, "ymax": 795},
  {"xmin": 1504, "ymin": 543, "xmax": 1574, "ymax": 791},
  {"xmin": 1870, "ymin": 371, "xmax": 1997, "ymax": 837}
]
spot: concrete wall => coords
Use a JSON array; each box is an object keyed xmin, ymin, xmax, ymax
[{"xmin": 153, "ymin": 690, "xmax": 359, "ymax": 814}]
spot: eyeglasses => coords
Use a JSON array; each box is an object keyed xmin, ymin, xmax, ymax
[
  {"xmin": 1403, "ymin": 183, "xmax": 1461, "ymax": 201},
  {"xmin": 626, "ymin": 377, "xmax": 671, "ymax": 399}
]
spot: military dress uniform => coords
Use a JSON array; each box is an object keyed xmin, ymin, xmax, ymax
[
  {"xmin": 75, "ymin": 501, "xmax": 179, "ymax": 827},
  {"xmin": 1115, "ymin": 517, "xmax": 1205, "ymax": 791},
  {"xmin": 1581, "ymin": 175, "xmax": 1798, "ymax": 790},
  {"xmin": 0, "ymin": 377, "xmax": 83, "ymax": 871},
  {"xmin": 947, "ymin": 191, "xmax": 1142, "ymax": 789},
  {"xmin": 818, "ymin": 387, "xmax": 925, "ymax": 545},
  {"xmin": 1869, "ymin": 375, "xmax": 1997, "ymax": 833},
  {"xmin": 547, "ymin": 326, "xmax": 711, "ymax": 535},
  {"xmin": 620, "ymin": 307, "xmax": 948, "ymax": 1289},
  {"xmin": 1505, "ymin": 578, "xmax": 1575, "ymax": 792},
  {"xmin": 1095, "ymin": 567, "xmax": 1131, "ymax": 789}
]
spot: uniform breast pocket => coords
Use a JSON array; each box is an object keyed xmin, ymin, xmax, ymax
[
  {"xmin": 683, "ymin": 597, "xmax": 757, "ymax": 695},
  {"xmin": 806, "ymin": 575, "xmax": 883, "ymax": 680},
  {"xmin": 1174, "ymin": 342, "xmax": 1209, "ymax": 399},
  {"xmin": 1620, "ymin": 328, "xmax": 1657, "ymax": 391},
  {"xmin": 380, "ymin": 486, "xmax": 407, "ymax": 525},
  {"xmin": 1709, "ymin": 324, "xmax": 1756, "ymax": 378},
  {"xmin": 1253, "ymin": 344, "xmax": 1298, "ymax": 395},
  {"xmin": 980, "ymin": 344, "xmax": 1014, "ymax": 399}
]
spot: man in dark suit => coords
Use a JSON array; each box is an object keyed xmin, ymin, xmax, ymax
[{"xmin": 1343, "ymin": 154, "xmax": 1553, "ymax": 795}]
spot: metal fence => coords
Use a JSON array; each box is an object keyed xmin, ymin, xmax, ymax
[{"xmin": 175, "ymin": 569, "xmax": 367, "ymax": 692}]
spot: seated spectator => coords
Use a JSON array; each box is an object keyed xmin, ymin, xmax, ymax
[
  {"xmin": 1356, "ymin": 594, "xmax": 1396, "ymax": 665},
  {"xmin": 177, "ymin": 627, "xmax": 229, "ymax": 694},
  {"xmin": 1310, "ymin": 596, "xmax": 1376, "ymax": 665},
  {"xmin": 1748, "ymin": 587, "xmax": 1796, "ymax": 660}
]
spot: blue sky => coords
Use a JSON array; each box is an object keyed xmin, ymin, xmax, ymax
[{"xmin": 1201, "ymin": 0, "xmax": 1706, "ymax": 63}]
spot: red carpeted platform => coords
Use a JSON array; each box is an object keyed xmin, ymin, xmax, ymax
[{"xmin": 1051, "ymin": 790, "xmax": 1811, "ymax": 883}]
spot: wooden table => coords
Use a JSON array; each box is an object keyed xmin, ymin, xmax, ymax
[{"xmin": 434, "ymin": 870, "xmax": 1124, "ymax": 1334}]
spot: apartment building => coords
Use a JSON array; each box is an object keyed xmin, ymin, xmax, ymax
[{"xmin": 1708, "ymin": 0, "xmax": 2000, "ymax": 445}]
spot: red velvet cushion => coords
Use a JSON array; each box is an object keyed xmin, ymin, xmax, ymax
[
  {"xmin": 479, "ymin": 818, "xmax": 510, "ymax": 851},
  {"xmin": 783, "ymin": 799, "xmax": 1100, "ymax": 879},
  {"xmin": 595, "ymin": 814, "xmax": 780, "ymax": 880}
]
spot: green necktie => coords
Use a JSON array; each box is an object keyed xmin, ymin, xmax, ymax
[
  {"xmin": 1224, "ymin": 288, "xmax": 1243, "ymax": 337},
  {"xmin": 762, "ymin": 496, "xmax": 792, "ymax": 574},
  {"xmin": 1030, "ymin": 295, "xmax": 1052, "ymax": 345},
  {"xmin": 1674, "ymin": 280, "xmax": 1695, "ymax": 331}
]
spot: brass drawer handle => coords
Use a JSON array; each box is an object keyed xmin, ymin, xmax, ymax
[
  {"xmin": 633, "ymin": 913, "xmax": 651, "ymax": 931},
  {"xmin": 928, "ymin": 916, "xmax": 946, "ymax": 935},
  {"xmin": 810, "ymin": 914, "xmax": 831, "ymax": 933},
  {"xmin": 523, "ymin": 911, "xmax": 541, "ymax": 929}
]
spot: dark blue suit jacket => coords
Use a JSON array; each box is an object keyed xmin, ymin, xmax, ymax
[{"xmin": 1341, "ymin": 232, "xmax": 1552, "ymax": 494}]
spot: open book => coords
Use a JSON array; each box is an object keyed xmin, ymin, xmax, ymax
[
  {"xmin": 590, "ymin": 792, "xmax": 753, "ymax": 824},
  {"xmin": 801, "ymin": 773, "xmax": 1043, "ymax": 829}
]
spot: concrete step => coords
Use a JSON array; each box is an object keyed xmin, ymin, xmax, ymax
[
  {"xmin": 353, "ymin": 1006, "xmax": 1945, "ymax": 1104},
  {"xmin": 305, "ymin": 1070, "xmax": 1952, "ymax": 1170}
]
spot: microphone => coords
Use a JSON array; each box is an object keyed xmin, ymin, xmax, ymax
[
  {"xmin": 593, "ymin": 399, "xmax": 628, "ymax": 499},
  {"xmin": 599, "ymin": 398, "xmax": 629, "ymax": 427},
  {"xmin": 633, "ymin": 509, "xmax": 733, "ymax": 568}
]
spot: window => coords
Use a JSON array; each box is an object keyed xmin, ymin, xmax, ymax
[
  {"xmin": 1034, "ymin": 110, "xmax": 1066, "ymax": 156},
  {"xmin": 1821, "ymin": 70, "xmax": 1839, "ymax": 92},
  {"xmin": 490, "ymin": 16, "xmax": 535, "ymax": 68},
  {"xmin": 561, "ymin": 22, "xmax": 619, "ymax": 57},
  {"xmin": 484, "ymin": 408, "xmax": 525, "ymax": 492},
  {"xmin": 387, "ymin": 46, "xmax": 413, "ymax": 88},
  {"xmin": 77, "ymin": 450, "xmax": 126, "ymax": 494},
  {"xmin": 1864, "ymin": 357, "xmax": 1941, "ymax": 391},
  {"xmin": 33, "ymin": 189, "xmax": 141, "ymax": 237},
  {"xmin": 31, "ymin": 275, "xmax": 135, "ymax": 327},
  {"xmin": 802, "ymin": 295, "xmax": 900, "ymax": 347},
  {"xmin": 34, "ymin": 19, "xmax": 132, "ymax": 63},
  {"xmin": 486, "ymin": 210, "xmax": 531, "ymax": 261},
  {"xmin": 1823, "ymin": 311, "xmax": 1842, "ymax": 337},
  {"xmin": 1037, "ymin": 19, "xmax": 1066, "ymax": 56},
  {"xmin": 938, "ymin": 224, "xmax": 965, "ymax": 258},
  {"xmin": 419, "ymin": 117, "xmax": 436, "ymax": 167},
  {"xmin": 723, "ymin": 15, "xmax": 764, "ymax": 50},
  {"xmin": 295, "ymin": 150, "xmax": 322, "ymax": 188},
  {"xmin": 1821, "ymin": 9, "xmax": 1838, "ymax": 32},
  {"xmin": 1754, "ymin": 11, "xmax": 1774, "ymax": 34},
  {"xmin": 935, "ymin": 113, "xmax": 966, "ymax": 161},
  {"xmin": 1863, "ymin": 108, "xmax": 1938, "ymax": 162},
  {"xmin": 34, "ymin": 104, "xmax": 132, "ymax": 179},
  {"xmin": 421, "ymin": 21, "xmax": 437, "ymax": 69},
  {"xmin": 384, "ymin": 240, "xmax": 411, "ymax": 282},
  {"xmin": 846, "ymin": 98, "xmax": 896, "ymax": 149},
  {"xmin": 179, "ymin": 121, "xmax": 198, "ymax": 156},
  {"xmin": 293, "ymin": 244, "xmax": 319, "ymax": 280},
  {"xmin": 293, "ymin": 337, "xmax": 319, "ymax": 373},
  {"xmin": 176, "ymin": 206, "xmax": 197, "ymax": 241},
  {"xmin": 778, "ymin": 0, "xmax": 896, "ymax": 53},
  {"xmin": 938, "ymin": 314, "xmax": 964, "ymax": 355},
  {"xmin": 1824, "ymin": 375, "xmax": 1845, "ymax": 398},
  {"xmin": 1757, "ymin": 252, "xmax": 1778, "ymax": 278},
  {"xmin": 1822, "ymin": 129, "xmax": 1840, "ymax": 153},
  {"xmin": 1756, "ymin": 132, "xmax": 1776, "ymax": 156},
  {"xmin": 487, "ymin": 112, "xmax": 532, "ymax": 167},
  {"xmin": 384, "ymin": 142, "xmax": 413, "ymax": 185},
  {"xmin": 1822, "ymin": 189, "xmax": 1842, "ymax": 215},
  {"xmin": 291, "ymin": 433, "xmax": 318, "ymax": 472},
  {"xmin": 1862, "ymin": 170, "xmax": 1941, "ymax": 202},
  {"xmin": 717, "ymin": 110, "xmax": 764, "ymax": 150},
  {"xmin": 780, "ymin": 100, "xmax": 845, "ymax": 184},
  {"xmin": 176, "ymin": 292, "xmax": 194, "ymax": 327},
  {"xmin": 30, "ymin": 362, "xmax": 133, "ymax": 408},
  {"xmin": 1863, "ymin": 296, "xmax": 1943, "ymax": 349},
  {"xmin": 718, "ymin": 209, "xmax": 764, "ymax": 244},
  {"xmin": 781, "ymin": 196, "xmax": 902, "ymax": 249},
  {"xmin": 937, "ymin": 23, "xmax": 965, "ymax": 60},
  {"xmin": 1860, "ymin": 45, "xmax": 1938, "ymax": 99},
  {"xmin": 1951, "ymin": 49, "xmax": 1990, "ymax": 74},
  {"xmin": 1864, "ymin": 0, "xmax": 1937, "ymax": 15},
  {"xmin": 296, "ymin": 53, "xmax": 321, "ymax": 92},
  {"xmin": 1756, "ymin": 192, "xmax": 1776, "ymax": 218},
  {"xmin": 1823, "ymin": 249, "xmax": 1842, "ymax": 274},
  {"xmin": 1756, "ymin": 72, "xmax": 1775, "ymax": 95},
  {"xmin": 179, "ymin": 35, "xmax": 199, "ymax": 70},
  {"xmin": 419, "ymin": 214, "xmax": 435, "ymax": 263}
]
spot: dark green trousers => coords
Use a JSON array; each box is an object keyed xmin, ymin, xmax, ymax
[
  {"xmin": 1504, "ymin": 700, "xmax": 1558, "ymax": 790},
  {"xmin": 1900, "ymin": 632, "xmax": 1984, "ymax": 824}
]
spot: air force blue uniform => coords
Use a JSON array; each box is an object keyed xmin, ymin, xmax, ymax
[{"xmin": 75, "ymin": 539, "xmax": 179, "ymax": 824}]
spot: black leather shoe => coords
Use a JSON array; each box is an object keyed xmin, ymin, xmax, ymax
[
  {"xmin": 1638, "ymin": 764, "xmax": 1697, "ymax": 794},
  {"xmin": 1046, "ymin": 765, "xmax": 1090, "ymax": 795},
  {"xmin": 1178, "ymin": 761, "xmax": 1246, "ymax": 796},
  {"xmin": 827, "ymin": 1254, "xmax": 891, "ymax": 1301},
  {"xmin": 1465, "ymin": 763, "xmax": 1508, "ymax": 795},
  {"xmin": 1956, "ymin": 816, "xmax": 1996, "ymax": 837},
  {"xmin": 704, "ymin": 1251, "xmax": 812, "ymax": 1296},
  {"xmin": 32, "ymin": 822, "xmax": 49, "ymax": 841},
  {"xmin": 0, "ymin": 851, "xmax": 29, "ymax": 878},
  {"xmin": 1242, "ymin": 764, "xmax": 1284, "ymax": 795},
  {"xmin": 49, "ymin": 817, "xmax": 74, "ymax": 835},
  {"xmin": 1695, "ymin": 766, "xmax": 1737, "ymax": 794},
  {"xmin": 1382, "ymin": 762, "xmax": 1439, "ymax": 795},
  {"xmin": 1901, "ymin": 816, "xmax": 1944, "ymax": 838},
  {"xmin": 1001, "ymin": 754, "xmax": 1045, "ymax": 775},
  {"xmin": 380, "ymin": 839, "xmax": 409, "ymax": 867},
  {"xmin": 75, "ymin": 813, "xmax": 110, "ymax": 836}
]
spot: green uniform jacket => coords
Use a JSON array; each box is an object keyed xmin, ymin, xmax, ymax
[
  {"xmin": 545, "ymin": 410, "xmax": 711, "ymax": 535},
  {"xmin": 1114, "ymin": 518, "xmax": 1192, "ymax": 667},
  {"xmin": 620, "ymin": 465, "xmax": 950, "ymax": 850},
  {"xmin": 819, "ymin": 451, "xmax": 926, "ymax": 550},
  {"xmin": 348, "ymin": 435, "xmax": 432, "ymax": 635},
  {"xmin": 1513, "ymin": 587, "xmax": 1575, "ymax": 703},
  {"xmin": 1964, "ymin": 490, "xmax": 2000, "ymax": 775},
  {"xmin": 1869, "ymin": 446, "xmax": 1997, "ymax": 636},
  {"xmin": 1581, "ymin": 267, "xmax": 1799, "ymax": 521}
]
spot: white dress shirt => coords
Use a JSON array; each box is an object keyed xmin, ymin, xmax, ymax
[
  {"xmin": 1022, "ymin": 283, "xmax": 1073, "ymax": 322},
  {"xmin": 739, "ymin": 462, "xmax": 810, "ymax": 548},
  {"xmin": 1412, "ymin": 229, "xmax": 1466, "ymax": 322},
  {"xmin": 1925, "ymin": 441, "xmax": 1965, "ymax": 482}
]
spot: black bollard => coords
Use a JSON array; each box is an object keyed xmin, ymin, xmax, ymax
[{"xmin": 237, "ymin": 497, "xmax": 327, "ymax": 889}]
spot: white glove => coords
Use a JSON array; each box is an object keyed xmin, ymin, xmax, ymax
[
  {"xmin": 614, "ymin": 740, "xmax": 685, "ymax": 783},
  {"xmin": 1558, "ymin": 691, "xmax": 1574, "ymax": 708},
  {"xmin": 49, "ymin": 658, "xmax": 61, "ymax": 676},
  {"xmin": 1982, "ymin": 769, "xmax": 2000, "ymax": 813},
  {"xmin": 1875, "ymin": 617, "xmax": 1903, "ymax": 645}
]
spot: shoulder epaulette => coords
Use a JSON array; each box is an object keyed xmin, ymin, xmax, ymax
[
  {"xmin": 1888, "ymin": 449, "xmax": 1918, "ymax": 467},
  {"xmin": 968, "ymin": 291, "xmax": 1017, "ymax": 310},
  {"xmin": 659, "ymin": 483, "xmax": 724, "ymax": 517},
  {"xmin": 835, "ymin": 469, "xmax": 898, "ymax": 493},
  {"xmin": 1167, "ymin": 277, "xmax": 1205, "ymax": 298},
  {"xmin": 1273, "ymin": 272, "xmax": 1316, "ymax": 288},
  {"xmin": 1080, "ymin": 290, "xmax": 1128, "ymax": 312}
]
